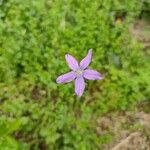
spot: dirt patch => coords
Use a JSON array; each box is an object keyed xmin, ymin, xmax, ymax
[
  {"xmin": 96, "ymin": 111, "xmax": 150, "ymax": 150},
  {"xmin": 136, "ymin": 111, "xmax": 150, "ymax": 128},
  {"xmin": 111, "ymin": 132, "xmax": 149, "ymax": 150}
]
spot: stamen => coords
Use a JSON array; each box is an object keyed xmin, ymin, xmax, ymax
[{"xmin": 75, "ymin": 69, "xmax": 83, "ymax": 76}]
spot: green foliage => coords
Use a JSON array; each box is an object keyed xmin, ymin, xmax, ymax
[
  {"xmin": 0, "ymin": 0, "xmax": 149, "ymax": 149},
  {"xmin": 0, "ymin": 117, "xmax": 28, "ymax": 150}
]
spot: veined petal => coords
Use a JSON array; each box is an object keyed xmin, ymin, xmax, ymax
[
  {"xmin": 80, "ymin": 49, "xmax": 92, "ymax": 69},
  {"xmin": 56, "ymin": 71, "xmax": 76, "ymax": 83},
  {"xmin": 75, "ymin": 77, "xmax": 85, "ymax": 97},
  {"xmin": 83, "ymin": 69, "xmax": 103, "ymax": 80},
  {"xmin": 65, "ymin": 54, "xmax": 79, "ymax": 70}
]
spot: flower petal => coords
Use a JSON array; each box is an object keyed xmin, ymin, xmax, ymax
[
  {"xmin": 56, "ymin": 71, "xmax": 76, "ymax": 83},
  {"xmin": 83, "ymin": 69, "xmax": 103, "ymax": 80},
  {"xmin": 75, "ymin": 77, "xmax": 85, "ymax": 97},
  {"xmin": 80, "ymin": 49, "xmax": 92, "ymax": 69},
  {"xmin": 65, "ymin": 54, "xmax": 79, "ymax": 70}
]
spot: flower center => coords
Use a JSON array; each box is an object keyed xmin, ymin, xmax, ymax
[{"xmin": 75, "ymin": 69, "xmax": 83, "ymax": 76}]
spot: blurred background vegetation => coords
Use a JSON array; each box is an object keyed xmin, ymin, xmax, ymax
[{"xmin": 0, "ymin": 0, "xmax": 150, "ymax": 149}]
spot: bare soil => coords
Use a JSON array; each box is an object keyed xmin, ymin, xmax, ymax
[{"xmin": 96, "ymin": 111, "xmax": 150, "ymax": 150}]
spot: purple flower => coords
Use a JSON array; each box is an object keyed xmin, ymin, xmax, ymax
[{"xmin": 56, "ymin": 49, "xmax": 103, "ymax": 97}]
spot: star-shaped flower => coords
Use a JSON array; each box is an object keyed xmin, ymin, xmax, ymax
[{"xmin": 56, "ymin": 49, "xmax": 103, "ymax": 97}]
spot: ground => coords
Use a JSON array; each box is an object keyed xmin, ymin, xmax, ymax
[{"xmin": 101, "ymin": 18, "xmax": 150, "ymax": 150}]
